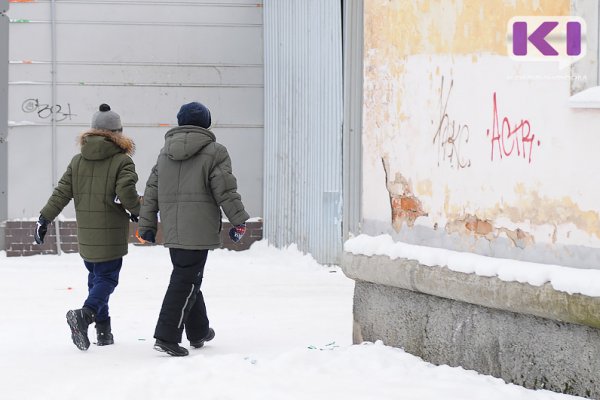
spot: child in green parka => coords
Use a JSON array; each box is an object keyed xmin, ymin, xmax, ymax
[{"xmin": 34, "ymin": 104, "xmax": 140, "ymax": 351}]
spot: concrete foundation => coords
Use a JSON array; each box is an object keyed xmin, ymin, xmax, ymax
[{"xmin": 343, "ymin": 253, "xmax": 600, "ymax": 399}]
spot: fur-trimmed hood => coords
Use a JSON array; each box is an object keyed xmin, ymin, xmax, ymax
[{"xmin": 78, "ymin": 130, "xmax": 135, "ymax": 160}]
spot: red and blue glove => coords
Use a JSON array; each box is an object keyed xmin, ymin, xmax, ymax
[{"xmin": 228, "ymin": 223, "xmax": 246, "ymax": 243}]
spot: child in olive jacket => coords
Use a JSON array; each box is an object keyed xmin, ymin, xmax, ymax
[{"xmin": 35, "ymin": 104, "xmax": 140, "ymax": 351}]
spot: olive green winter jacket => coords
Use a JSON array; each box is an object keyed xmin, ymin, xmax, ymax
[
  {"xmin": 40, "ymin": 130, "xmax": 141, "ymax": 262},
  {"xmin": 139, "ymin": 126, "xmax": 249, "ymax": 250}
]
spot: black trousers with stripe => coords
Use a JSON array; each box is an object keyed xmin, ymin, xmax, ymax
[{"xmin": 154, "ymin": 248, "xmax": 210, "ymax": 343}]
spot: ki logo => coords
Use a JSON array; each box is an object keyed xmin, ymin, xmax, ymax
[{"xmin": 507, "ymin": 16, "xmax": 586, "ymax": 68}]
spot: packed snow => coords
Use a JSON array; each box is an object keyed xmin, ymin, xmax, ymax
[
  {"xmin": 345, "ymin": 234, "xmax": 600, "ymax": 297},
  {"xmin": 0, "ymin": 241, "xmax": 583, "ymax": 400}
]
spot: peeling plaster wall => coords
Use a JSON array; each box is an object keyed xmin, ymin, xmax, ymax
[{"xmin": 362, "ymin": 0, "xmax": 600, "ymax": 268}]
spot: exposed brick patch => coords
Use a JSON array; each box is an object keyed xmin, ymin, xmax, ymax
[
  {"xmin": 382, "ymin": 157, "xmax": 428, "ymax": 231},
  {"xmin": 5, "ymin": 219, "xmax": 263, "ymax": 257},
  {"xmin": 446, "ymin": 214, "xmax": 535, "ymax": 249},
  {"xmin": 464, "ymin": 216, "xmax": 494, "ymax": 236}
]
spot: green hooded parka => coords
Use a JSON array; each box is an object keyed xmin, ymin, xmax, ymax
[
  {"xmin": 40, "ymin": 130, "xmax": 141, "ymax": 262},
  {"xmin": 139, "ymin": 126, "xmax": 249, "ymax": 249}
]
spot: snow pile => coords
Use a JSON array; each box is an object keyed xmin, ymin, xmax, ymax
[{"xmin": 344, "ymin": 234, "xmax": 600, "ymax": 297}]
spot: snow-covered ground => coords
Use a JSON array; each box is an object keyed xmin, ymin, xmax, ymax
[{"xmin": 0, "ymin": 242, "xmax": 583, "ymax": 400}]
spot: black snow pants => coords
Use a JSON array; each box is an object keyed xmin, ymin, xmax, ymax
[{"xmin": 154, "ymin": 248, "xmax": 210, "ymax": 344}]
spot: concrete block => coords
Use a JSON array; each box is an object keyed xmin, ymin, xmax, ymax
[
  {"xmin": 343, "ymin": 252, "xmax": 600, "ymax": 398},
  {"xmin": 354, "ymin": 281, "xmax": 600, "ymax": 398}
]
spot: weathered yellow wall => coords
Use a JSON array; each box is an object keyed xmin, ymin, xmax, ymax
[
  {"xmin": 362, "ymin": 0, "xmax": 600, "ymax": 263},
  {"xmin": 365, "ymin": 0, "xmax": 569, "ymax": 56}
]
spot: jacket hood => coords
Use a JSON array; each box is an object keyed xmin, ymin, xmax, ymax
[
  {"xmin": 78, "ymin": 130, "xmax": 135, "ymax": 160},
  {"xmin": 164, "ymin": 126, "xmax": 216, "ymax": 161}
]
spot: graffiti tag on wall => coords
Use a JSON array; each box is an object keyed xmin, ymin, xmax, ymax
[
  {"xmin": 486, "ymin": 92, "xmax": 541, "ymax": 163},
  {"xmin": 433, "ymin": 77, "xmax": 471, "ymax": 169},
  {"xmin": 21, "ymin": 98, "xmax": 77, "ymax": 122}
]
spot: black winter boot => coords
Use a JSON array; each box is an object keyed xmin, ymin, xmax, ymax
[
  {"xmin": 153, "ymin": 339, "xmax": 189, "ymax": 357},
  {"xmin": 190, "ymin": 328, "xmax": 215, "ymax": 349},
  {"xmin": 95, "ymin": 318, "xmax": 114, "ymax": 346},
  {"xmin": 66, "ymin": 307, "xmax": 95, "ymax": 351}
]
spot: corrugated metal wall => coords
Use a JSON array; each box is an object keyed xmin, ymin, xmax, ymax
[
  {"xmin": 6, "ymin": 0, "xmax": 264, "ymax": 220},
  {"xmin": 263, "ymin": 0, "xmax": 343, "ymax": 264}
]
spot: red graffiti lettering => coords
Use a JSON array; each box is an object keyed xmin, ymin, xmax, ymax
[{"xmin": 486, "ymin": 92, "xmax": 541, "ymax": 163}]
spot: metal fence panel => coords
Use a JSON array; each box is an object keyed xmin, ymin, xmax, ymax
[
  {"xmin": 264, "ymin": 0, "xmax": 343, "ymax": 264},
  {"xmin": 7, "ymin": 0, "xmax": 264, "ymax": 219}
]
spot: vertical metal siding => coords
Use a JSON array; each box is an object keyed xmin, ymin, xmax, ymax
[
  {"xmin": 342, "ymin": 0, "xmax": 363, "ymax": 240},
  {"xmin": 264, "ymin": 0, "xmax": 343, "ymax": 264}
]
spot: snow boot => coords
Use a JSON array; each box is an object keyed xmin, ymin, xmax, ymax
[
  {"xmin": 95, "ymin": 318, "xmax": 114, "ymax": 346},
  {"xmin": 153, "ymin": 339, "xmax": 189, "ymax": 357},
  {"xmin": 66, "ymin": 307, "xmax": 95, "ymax": 351},
  {"xmin": 190, "ymin": 328, "xmax": 215, "ymax": 349}
]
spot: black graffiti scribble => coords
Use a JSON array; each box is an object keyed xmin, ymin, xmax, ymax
[
  {"xmin": 22, "ymin": 98, "xmax": 77, "ymax": 122},
  {"xmin": 432, "ymin": 77, "xmax": 471, "ymax": 169}
]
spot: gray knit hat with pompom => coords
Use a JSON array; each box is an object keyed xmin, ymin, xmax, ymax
[{"xmin": 91, "ymin": 104, "xmax": 122, "ymax": 132}]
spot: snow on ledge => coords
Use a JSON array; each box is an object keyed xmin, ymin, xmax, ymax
[
  {"xmin": 568, "ymin": 86, "xmax": 600, "ymax": 108},
  {"xmin": 344, "ymin": 234, "xmax": 600, "ymax": 297}
]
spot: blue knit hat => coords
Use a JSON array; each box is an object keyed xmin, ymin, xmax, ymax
[{"xmin": 177, "ymin": 102, "xmax": 211, "ymax": 128}]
